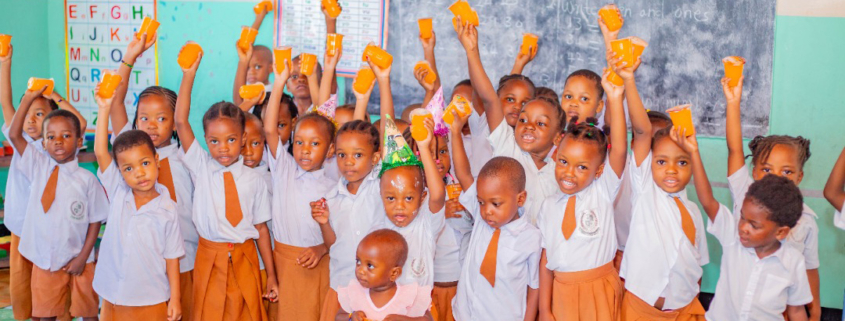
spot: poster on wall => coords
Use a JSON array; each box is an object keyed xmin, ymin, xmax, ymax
[
  {"xmin": 274, "ymin": 0, "xmax": 389, "ymax": 77},
  {"xmin": 65, "ymin": 0, "xmax": 158, "ymax": 131}
]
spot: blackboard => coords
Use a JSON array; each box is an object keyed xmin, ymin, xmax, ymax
[{"xmin": 343, "ymin": 0, "xmax": 775, "ymax": 137}]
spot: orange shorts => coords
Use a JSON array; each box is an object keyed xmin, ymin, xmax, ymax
[
  {"xmin": 621, "ymin": 291, "xmax": 705, "ymax": 321},
  {"xmin": 30, "ymin": 262, "xmax": 98, "ymax": 318},
  {"xmin": 552, "ymin": 262, "xmax": 623, "ymax": 321},
  {"xmin": 9, "ymin": 233, "xmax": 33, "ymax": 320},
  {"xmin": 101, "ymin": 299, "xmax": 168, "ymax": 321}
]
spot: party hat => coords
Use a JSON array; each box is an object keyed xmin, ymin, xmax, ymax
[
  {"xmin": 379, "ymin": 115, "xmax": 423, "ymax": 177},
  {"xmin": 425, "ymin": 86, "xmax": 449, "ymax": 137},
  {"xmin": 312, "ymin": 94, "xmax": 339, "ymax": 129}
]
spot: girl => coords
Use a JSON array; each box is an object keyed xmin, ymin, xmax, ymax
[
  {"xmin": 264, "ymin": 52, "xmax": 338, "ymax": 321},
  {"xmin": 174, "ymin": 49, "xmax": 278, "ymax": 321},
  {"xmin": 110, "ymin": 34, "xmax": 199, "ymax": 321},
  {"xmin": 724, "ymin": 75, "xmax": 820, "ymax": 320},
  {"xmin": 537, "ymin": 71, "xmax": 628, "ymax": 321}
]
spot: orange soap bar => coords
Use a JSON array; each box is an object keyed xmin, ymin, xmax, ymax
[
  {"xmin": 254, "ymin": 1, "xmax": 273, "ymax": 14},
  {"xmin": 353, "ymin": 65, "xmax": 376, "ymax": 94},
  {"xmin": 274, "ymin": 46, "xmax": 292, "ymax": 72},
  {"xmin": 414, "ymin": 61, "xmax": 436, "ymax": 84},
  {"xmin": 238, "ymin": 26, "xmax": 259, "ymax": 52},
  {"xmin": 299, "ymin": 53, "xmax": 318, "ymax": 76},
  {"xmin": 631, "ymin": 36, "xmax": 648, "ymax": 61},
  {"xmin": 419, "ymin": 18, "xmax": 433, "ymax": 39},
  {"xmin": 668, "ymin": 105, "xmax": 695, "ymax": 137},
  {"xmin": 98, "ymin": 71, "xmax": 122, "ymax": 99},
  {"xmin": 177, "ymin": 42, "xmax": 203, "ymax": 69},
  {"xmin": 326, "ymin": 33, "xmax": 344, "ymax": 56},
  {"xmin": 362, "ymin": 44, "xmax": 393, "ymax": 69},
  {"xmin": 27, "ymin": 78, "xmax": 54, "ymax": 96},
  {"xmin": 610, "ymin": 38, "xmax": 635, "ymax": 67},
  {"xmin": 322, "ymin": 0, "xmax": 342, "ymax": 18},
  {"xmin": 410, "ymin": 109, "xmax": 433, "ymax": 141},
  {"xmin": 607, "ymin": 69, "xmax": 624, "ymax": 86},
  {"xmin": 0, "ymin": 34, "xmax": 11, "ymax": 57},
  {"xmin": 239, "ymin": 83, "xmax": 266, "ymax": 100},
  {"xmin": 722, "ymin": 56, "xmax": 745, "ymax": 87},
  {"xmin": 598, "ymin": 4, "xmax": 623, "ymax": 32},
  {"xmin": 443, "ymin": 94, "xmax": 472, "ymax": 125},
  {"xmin": 449, "ymin": 0, "xmax": 479, "ymax": 26},
  {"xmin": 137, "ymin": 16, "xmax": 160, "ymax": 42},
  {"xmin": 521, "ymin": 33, "xmax": 539, "ymax": 56}
]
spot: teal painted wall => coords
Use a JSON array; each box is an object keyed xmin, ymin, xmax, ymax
[{"xmin": 1, "ymin": 0, "xmax": 844, "ymax": 309}]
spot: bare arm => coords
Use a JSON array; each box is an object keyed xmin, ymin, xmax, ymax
[
  {"xmin": 601, "ymin": 71, "xmax": 627, "ymax": 178},
  {"xmin": 232, "ymin": 43, "xmax": 253, "ymax": 106},
  {"xmin": 351, "ymin": 75, "xmax": 374, "ymax": 122},
  {"xmin": 673, "ymin": 129, "xmax": 720, "ymax": 221},
  {"xmin": 455, "ymin": 20, "xmax": 502, "ymax": 132},
  {"xmin": 165, "ymin": 258, "xmax": 182, "ymax": 321},
  {"xmin": 174, "ymin": 53, "xmax": 202, "ymax": 152},
  {"xmin": 8, "ymin": 87, "xmax": 44, "ymax": 154},
  {"xmin": 51, "ymin": 92, "xmax": 87, "ymax": 134},
  {"xmin": 112, "ymin": 33, "xmax": 155, "ymax": 132},
  {"xmin": 824, "ymin": 147, "xmax": 845, "ymax": 211},
  {"xmin": 264, "ymin": 57, "xmax": 291, "ymax": 157},
  {"xmin": 511, "ymin": 41, "xmax": 537, "ymax": 75},
  {"xmin": 317, "ymin": 49, "xmax": 341, "ymax": 107},
  {"xmin": 1, "ymin": 46, "xmax": 14, "ymax": 124},
  {"xmin": 255, "ymin": 223, "xmax": 279, "ymax": 303},
  {"xmin": 417, "ymin": 118, "xmax": 446, "ymax": 213},
  {"xmin": 524, "ymin": 287, "xmax": 539, "ymax": 321},
  {"xmin": 251, "ymin": 7, "xmax": 269, "ymax": 30},
  {"xmin": 420, "ymin": 31, "xmax": 441, "ymax": 91},
  {"xmin": 538, "ymin": 250, "xmax": 554, "ymax": 320},
  {"xmin": 369, "ymin": 58, "xmax": 393, "ymax": 137},
  {"xmin": 724, "ymin": 76, "xmax": 746, "ymax": 176},
  {"xmin": 449, "ymin": 111, "xmax": 474, "ymax": 189},
  {"xmin": 306, "ymin": 69, "xmax": 320, "ymax": 110},
  {"xmin": 608, "ymin": 51, "xmax": 650, "ymax": 166},
  {"xmin": 807, "ymin": 269, "xmax": 821, "ymax": 321},
  {"xmin": 94, "ymin": 94, "xmax": 114, "ymax": 169},
  {"xmin": 311, "ymin": 200, "xmax": 337, "ymax": 247},
  {"xmin": 786, "ymin": 305, "xmax": 809, "ymax": 321}
]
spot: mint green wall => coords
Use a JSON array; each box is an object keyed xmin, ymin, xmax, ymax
[{"xmin": 0, "ymin": 0, "xmax": 51, "ymax": 108}]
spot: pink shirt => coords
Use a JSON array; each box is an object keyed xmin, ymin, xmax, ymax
[{"xmin": 337, "ymin": 280, "xmax": 431, "ymax": 320}]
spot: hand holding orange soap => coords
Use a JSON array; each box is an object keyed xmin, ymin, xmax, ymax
[
  {"xmin": 598, "ymin": 4, "xmax": 623, "ymax": 32},
  {"xmin": 237, "ymin": 26, "xmax": 259, "ymax": 52},
  {"xmin": 299, "ymin": 53, "xmax": 318, "ymax": 76},
  {"xmin": 362, "ymin": 44, "xmax": 393, "ymax": 69},
  {"xmin": 254, "ymin": 1, "xmax": 273, "ymax": 14},
  {"xmin": 630, "ymin": 36, "xmax": 648, "ymax": 61},
  {"xmin": 607, "ymin": 70, "xmax": 624, "ymax": 86},
  {"xmin": 322, "ymin": 0, "xmax": 342, "ymax": 18},
  {"xmin": 274, "ymin": 46, "xmax": 292, "ymax": 72},
  {"xmin": 239, "ymin": 83, "xmax": 266, "ymax": 101},
  {"xmin": 178, "ymin": 42, "xmax": 203, "ymax": 69},
  {"xmin": 722, "ymin": 56, "xmax": 745, "ymax": 88},
  {"xmin": 419, "ymin": 18, "xmax": 433, "ymax": 39},
  {"xmin": 414, "ymin": 61, "xmax": 436, "ymax": 84},
  {"xmin": 449, "ymin": 0, "xmax": 479, "ymax": 27},
  {"xmin": 410, "ymin": 109, "xmax": 433, "ymax": 141},
  {"xmin": 443, "ymin": 95, "xmax": 472, "ymax": 125},
  {"xmin": 98, "ymin": 71, "xmax": 123, "ymax": 99},
  {"xmin": 27, "ymin": 78, "xmax": 54, "ymax": 97},
  {"xmin": 137, "ymin": 16, "xmax": 160, "ymax": 43},
  {"xmin": 353, "ymin": 65, "xmax": 376, "ymax": 94},
  {"xmin": 667, "ymin": 104, "xmax": 695, "ymax": 137},
  {"xmin": 521, "ymin": 33, "xmax": 539, "ymax": 57},
  {"xmin": 326, "ymin": 34, "xmax": 344, "ymax": 56},
  {"xmin": 610, "ymin": 38, "xmax": 635, "ymax": 67},
  {"xmin": 0, "ymin": 34, "xmax": 11, "ymax": 57}
]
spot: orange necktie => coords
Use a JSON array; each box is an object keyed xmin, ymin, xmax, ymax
[
  {"xmin": 561, "ymin": 196, "xmax": 576, "ymax": 240},
  {"xmin": 673, "ymin": 197, "xmax": 696, "ymax": 246},
  {"xmin": 480, "ymin": 228, "xmax": 500, "ymax": 287},
  {"xmin": 41, "ymin": 166, "xmax": 59, "ymax": 213},
  {"xmin": 223, "ymin": 172, "xmax": 243, "ymax": 227},
  {"xmin": 158, "ymin": 158, "xmax": 177, "ymax": 203}
]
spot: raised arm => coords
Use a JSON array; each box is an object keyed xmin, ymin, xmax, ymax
[
  {"xmin": 232, "ymin": 42, "xmax": 254, "ymax": 106},
  {"xmin": 8, "ymin": 87, "xmax": 45, "ymax": 155},
  {"xmin": 1, "ymin": 45, "xmax": 14, "ymax": 124},
  {"xmin": 264, "ymin": 55, "xmax": 291, "ymax": 157},
  {"xmin": 94, "ymin": 93, "xmax": 114, "ymax": 169},
  {"xmin": 51, "ymin": 91, "xmax": 87, "ymax": 135},
  {"xmin": 306, "ymin": 66, "xmax": 320, "ymax": 110},
  {"xmin": 724, "ymin": 76, "xmax": 745, "ymax": 176},
  {"xmin": 673, "ymin": 128, "xmax": 720, "ymax": 221},
  {"xmin": 112, "ymin": 32, "xmax": 155, "ymax": 132},
  {"xmin": 597, "ymin": 9, "xmax": 623, "ymax": 60},
  {"xmin": 601, "ymin": 69, "xmax": 627, "ymax": 178},
  {"xmin": 609, "ymin": 51, "xmax": 651, "ymax": 166},
  {"xmin": 510, "ymin": 39, "xmax": 537, "ymax": 75},
  {"xmin": 824, "ymin": 147, "xmax": 845, "ymax": 212},
  {"xmin": 322, "ymin": 3, "xmax": 338, "ymax": 34},
  {"xmin": 417, "ymin": 118, "xmax": 445, "ymax": 213},
  {"xmin": 449, "ymin": 110, "xmax": 474, "ymax": 189},
  {"xmin": 351, "ymin": 73, "xmax": 374, "ymax": 122},
  {"xmin": 251, "ymin": 5, "xmax": 270, "ymax": 30},
  {"xmin": 174, "ymin": 51, "xmax": 202, "ymax": 152},
  {"xmin": 368, "ymin": 56, "xmax": 393, "ymax": 137},
  {"xmin": 455, "ymin": 19, "xmax": 502, "ymax": 132},
  {"xmin": 317, "ymin": 47, "xmax": 341, "ymax": 107},
  {"xmin": 421, "ymin": 30, "xmax": 441, "ymax": 91},
  {"xmin": 413, "ymin": 66, "xmax": 438, "ymax": 109}
]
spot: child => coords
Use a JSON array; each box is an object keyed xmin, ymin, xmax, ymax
[
  {"xmin": 824, "ymin": 147, "xmax": 845, "ymax": 230},
  {"xmin": 537, "ymin": 70, "xmax": 628, "ymax": 321},
  {"xmin": 287, "ymin": 7, "xmax": 339, "ymax": 114},
  {"xmin": 111, "ymin": 35, "xmax": 200, "ymax": 321},
  {"xmin": 453, "ymin": 79, "xmax": 494, "ymax": 179},
  {"xmin": 336, "ymin": 229, "xmax": 434, "ymax": 321},
  {"xmin": 174, "ymin": 51, "xmax": 278, "ymax": 321},
  {"xmin": 264, "ymin": 53, "xmax": 338, "ymax": 321},
  {"xmin": 451, "ymin": 156, "xmax": 542, "ymax": 320},
  {"xmin": 9, "ymin": 86, "xmax": 108, "ymax": 321},
  {"xmin": 232, "ymin": 4, "xmax": 273, "ymax": 107},
  {"xmin": 724, "ymin": 76, "xmax": 820, "ymax": 319},
  {"xmin": 92, "ymin": 94, "xmax": 184, "ymax": 321}
]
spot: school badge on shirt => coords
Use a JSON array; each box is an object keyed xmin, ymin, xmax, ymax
[
  {"xmin": 70, "ymin": 201, "xmax": 85, "ymax": 220},
  {"xmin": 579, "ymin": 209, "xmax": 599, "ymax": 236},
  {"xmin": 411, "ymin": 257, "xmax": 426, "ymax": 278}
]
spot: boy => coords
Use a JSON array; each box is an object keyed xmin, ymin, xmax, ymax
[
  {"xmin": 8, "ymin": 87, "xmax": 108, "ymax": 321},
  {"xmin": 233, "ymin": 5, "xmax": 272, "ymax": 107}
]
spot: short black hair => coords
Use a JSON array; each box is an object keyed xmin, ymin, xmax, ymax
[
  {"xmin": 565, "ymin": 69, "xmax": 604, "ymax": 99},
  {"xmin": 112, "ymin": 129, "xmax": 156, "ymax": 161},
  {"xmin": 478, "ymin": 156, "xmax": 526, "ymax": 192},
  {"xmin": 43, "ymin": 109, "xmax": 81, "ymax": 138},
  {"xmin": 454, "ymin": 79, "xmax": 472, "ymax": 90},
  {"xmin": 360, "ymin": 229, "xmax": 409, "ymax": 267},
  {"xmin": 295, "ymin": 113, "xmax": 336, "ymax": 141},
  {"xmin": 19, "ymin": 95, "xmax": 59, "ymax": 111},
  {"xmin": 748, "ymin": 135, "xmax": 811, "ymax": 170},
  {"xmin": 561, "ymin": 116, "xmax": 609, "ymax": 163},
  {"xmin": 202, "ymin": 101, "xmax": 246, "ymax": 133},
  {"xmin": 336, "ymin": 120, "xmax": 379, "ymax": 151},
  {"xmin": 254, "ymin": 92, "xmax": 297, "ymax": 121},
  {"xmin": 244, "ymin": 113, "xmax": 265, "ymax": 138},
  {"xmin": 534, "ymin": 86, "xmax": 560, "ymax": 106},
  {"xmin": 497, "ymin": 74, "xmax": 536, "ymax": 96},
  {"xmin": 746, "ymin": 174, "xmax": 804, "ymax": 228},
  {"xmin": 647, "ymin": 110, "xmax": 673, "ymax": 129}
]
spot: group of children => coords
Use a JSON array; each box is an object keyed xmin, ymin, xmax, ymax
[{"xmin": 2, "ymin": 2, "xmax": 844, "ymax": 321}]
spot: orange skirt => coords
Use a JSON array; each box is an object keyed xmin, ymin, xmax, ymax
[
  {"xmin": 192, "ymin": 238, "xmax": 267, "ymax": 321},
  {"xmin": 31, "ymin": 262, "xmax": 98, "ymax": 318},
  {"xmin": 431, "ymin": 285, "xmax": 457, "ymax": 321},
  {"xmin": 9, "ymin": 233, "xmax": 33, "ymax": 320},
  {"xmin": 101, "ymin": 300, "xmax": 167, "ymax": 320},
  {"xmin": 621, "ymin": 292, "xmax": 705, "ymax": 321},
  {"xmin": 274, "ymin": 242, "xmax": 330, "ymax": 321},
  {"xmin": 318, "ymin": 287, "xmax": 341, "ymax": 321},
  {"xmin": 552, "ymin": 262, "xmax": 623, "ymax": 321}
]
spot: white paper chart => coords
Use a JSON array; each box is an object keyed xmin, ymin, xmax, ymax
[
  {"xmin": 65, "ymin": 0, "xmax": 159, "ymax": 131},
  {"xmin": 274, "ymin": 0, "xmax": 389, "ymax": 77}
]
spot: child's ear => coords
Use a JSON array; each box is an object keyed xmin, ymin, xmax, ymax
[
  {"xmin": 327, "ymin": 143, "xmax": 336, "ymax": 159},
  {"xmin": 241, "ymin": 131, "xmax": 247, "ymax": 146},
  {"xmin": 596, "ymin": 99, "xmax": 605, "ymax": 114},
  {"xmin": 516, "ymin": 190, "xmax": 528, "ymax": 207},
  {"xmin": 371, "ymin": 151, "xmax": 381, "ymax": 165},
  {"xmin": 595, "ymin": 162, "xmax": 605, "ymax": 179},
  {"xmin": 76, "ymin": 136, "xmax": 84, "ymax": 149},
  {"xmin": 796, "ymin": 170, "xmax": 804, "ymax": 185},
  {"xmin": 421, "ymin": 189, "xmax": 428, "ymax": 200},
  {"xmin": 775, "ymin": 225, "xmax": 791, "ymax": 241},
  {"xmin": 389, "ymin": 266, "xmax": 402, "ymax": 282},
  {"xmin": 553, "ymin": 132, "xmax": 563, "ymax": 147}
]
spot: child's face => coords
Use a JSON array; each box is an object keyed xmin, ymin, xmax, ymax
[
  {"xmin": 751, "ymin": 144, "xmax": 804, "ymax": 186},
  {"xmin": 24, "ymin": 98, "xmax": 50, "ymax": 140},
  {"xmin": 651, "ymin": 137, "xmax": 693, "ymax": 194},
  {"xmin": 561, "ymin": 76, "xmax": 603, "ymax": 124},
  {"xmin": 499, "ymin": 80, "xmax": 533, "ymax": 127},
  {"xmin": 355, "ymin": 238, "xmax": 401, "ymax": 290},
  {"xmin": 431, "ymin": 136, "xmax": 451, "ymax": 179},
  {"xmin": 738, "ymin": 197, "xmax": 790, "ymax": 249},
  {"xmin": 247, "ymin": 51, "xmax": 272, "ymax": 85},
  {"xmin": 515, "ymin": 101, "xmax": 560, "ymax": 155},
  {"xmin": 241, "ymin": 119, "xmax": 266, "ymax": 168},
  {"xmin": 42, "ymin": 116, "xmax": 82, "ymax": 164},
  {"xmin": 380, "ymin": 166, "xmax": 427, "ymax": 228},
  {"xmin": 136, "ymin": 95, "xmax": 175, "ymax": 148},
  {"xmin": 287, "ymin": 57, "xmax": 321, "ymax": 100},
  {"xmin": 335, "ymin": 132, "xmax": 379, "ymax": 183},
  {"xmin": 115, "ymin": 145, "xmax": 160, "ymax": 193},
  {"xmin": 476, "ymin": 175, "xmax": 527, "ymax": 228},
  {"xmin": 204, "ymin": 118, "xmax": 245, "ymax": 167},
  {"xmin": 554, "ymin": 136, "xmax": 605, "ymax": 194},
  {"xmin": 335, "ymin": 109, "xmax": 354, "ymax": 128},
  {"xmin": 292, "ymin": 118, "xmax": 334, "ymax": 172},
  {"xmin": 261, "ymin": 102, "xmax": 295, "ymax": 144}
]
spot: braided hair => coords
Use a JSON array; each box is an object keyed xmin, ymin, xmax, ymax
[
  {"xmin": 133, "ymin": 86, "xmax": 180, "ymax": 146},
  {"xmin": 497, "ymin": 74, "xmax": 536, "ymax": 95},
  {"xmin": 747, "ymin": 135, "xmax": 812, "ymax": 169},
  {"xmin": 565, "ymin": 69, "xmax": 604, "ymax": 99},
  {"xmin": 561, "ymin": 116, "xmax": 609, "ymax": 163},
  {"xmin": 336, "ymin": 120, "xmax": 380, "ymax": 152}
]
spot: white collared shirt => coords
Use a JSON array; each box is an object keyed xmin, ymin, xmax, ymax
[
  {"xmin": 620, "ymin": 153, "xmax": 710, "ymax": 310},
  {"xmin": 465, "ymin": 109, "xmax": 494, "ymax": 178},
  {"xmin": 728, "ymin": 165, "xmax": 819, "ymax": 269},
  {"xmin": 612, "ymin": 154, "xmax": 633, "ymax": 251},
  {"xmin": 93, "ymin": 163, "xmax": 185, "ymax": 306},
  {"xmin": 182, "ymin": 141, "xmax": 271, "ymax": 243},
  {"xmin": 16, "ymin": 146, "xmax": 109, "ymax": 271},
  {"xmin": 114, "ymin": 123, "xmax": 198, "ymax": 272},
  {"xmin": 267, "ymin": 137, "xmax": 338, "ymax": 247},
  {"xmin": 705, "ymin": 204, "xmax": 812, "ymax": 321},
  {"xmin": 434, "ymin": 213, "xmax": 462, "ymax": 283},
  {"xmin": 2, "ymin": 125, "xmax": 44, "ymax": 236},
  {"xmin": 325, "ymin": 167, "xmax": 384, "ymax": 289},
  {"xmin": 538, "ymin": 158, "xmax": 621, "ymax": 272},
  {"xmin": 376, "ymin": 196, "xmax": 444, "ymax": 287},
  {"xmin": 488, "ymin": 119, "xmax": 559, "ymax": 227},
  {"xmin": 835, "ymin": 200, "xmax": 845, "ymax": 230},
  {"xmin": 452, "ymin": 183, "xmax": 541, "ymax": 320}
]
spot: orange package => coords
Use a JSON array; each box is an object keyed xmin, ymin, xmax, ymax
[
  {"xmin": 299, "ymin": 53, "xmax": 318, "ymax": 76},
  {"xmin": 254, "ymin": 1, "xmax": 273, "ymax": 14},
  {"xmin": 410, "ymin": 109, "xmax": 433, "ymax": 141},
  {"xmin": 0, "ymin": 34, "xmax": 11, "ymax": 57},
  {"xmin": 607, "ymin": 70, "xmax": 624, "ymax": 86},
  {"xmin": 353, "ymin": 65, "xmax": 376, "ymax": 94},
  {"xmin": 414, "ymin": 61, "xmax": 436, "ymax": 84},
  {"xmin": 98, "ymin": 71, "xmax": 123, "ymax": 99},
  {"xmin": 610, "ymin": 38, "xmax": 634, "ymax": 67},
  {"xmin": 630, "ymin": 36, "xmax": 648, "ymax": 61},
  {"xmin": 722, "ymin": 56, "xmax": 746, "ymax": 88},
  {"xmin": 521, "ymin": 33, "xmax": 539, "ymax": 56},
  {"xmin": 326, "ymin": 33, "xmax": 344, "ymax": 56},
  {"xmin": 177, "ymin": 42, "xmax": 203, "ymax": 69},
  {"xmin": 443, "ymin": 95, "xmax": 472, "ymax": 125},
  {"xmin": 27, "ymin": 78, "xmax": 54, "ymax": 96},
  {"xmin": 449, "ymin": 0, "xmax": 479, "ymax": 28},
  {"xmin": 237, "ymin": 26, "xmax": 259, "ymax": 52},
  {"xmin": 598, "ymin": 4, "xmax": 623, "ymax": 31},
  {"xmin": 137, "ymin": 16, "xmax": 160, "ymax": 42},
  {"xmin": 274, "ymin": 46, "xmax": 292, "ymax": 72},
  {"xmin": 668, "ymin": 105, "xmax": 695, "ymax": 137},
  {"xmin": 419, "ymin": 18, "xmax": 433, "ymax": 39},
  {"xmin": 239, "ymin": 83, "xmax": 266, "ymax": 101},
  {"xmin": 362, "ymin": 44, "xmax": 393, "ymax": 69},
  {"xmin": 322, "ymin": 0, "xmax": 342, "ymax": 18}
]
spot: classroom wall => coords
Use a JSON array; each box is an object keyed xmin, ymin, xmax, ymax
[{"xmin": 1, "ymin": 0, "xmax": 844, "ymax": 308}]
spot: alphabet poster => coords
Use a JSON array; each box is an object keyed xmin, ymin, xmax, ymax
[{"xmin": 65, "ymin": 0, "xmax": 158, "ymax": 131}]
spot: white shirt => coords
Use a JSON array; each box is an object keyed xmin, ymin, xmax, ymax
[
  {"xmin": 2, "ymin": 125, "xmax": 44, "ymax": 236},
  {"xmin": 620, "ymin": 153, "xmax": 710, "ymax": 310},
  {"xmin": 705, "ymin": 204, "xmax": 813, "ymax": 321},
  {"xmin": 182, "ymin": 141, "xmax": 271, "ymax": 243},
  {"xmin": 728, "ymin": 165, "xmax": 819, "ymax": 269},
  {"xmin": 452, "ymin": 183, "xmax": 541, "ymax": 320},
  {"xmin": 16, "ymin": 146, "xmax": 109, "ymax": 271},
  {"xmin": 268, "ymin": 137, "xmax": 338, "ymax": 247},
  {"xmin": 488, "ymin": 119, "xmax": 559, "ymax": 227},
  {"xmin": 93, "ymin": 164, "xmax": 185, "ymax": 306},
  {"xmin": 539, "ymin": 158, "xmax": 621, "ymax": 272},
  {"xmin": 612, "ymin": 154, "xmax": 633, "ymax": 251},
  {"xmin": 433, "ymin": 213, "xmax": 462, "ymax": 283},
  {"xmin": 835, "ymin": 200, "xmax": 845, "ymax": 230},
  {"xmin": 325, "ymin": 167, "xmax": 384, "ymax": 289},
  {"xmin": 377, "ymin": 196, "xmax": 444, "ymax": 287},
  {"xmin": 465, "ymin": 109, "xmax": 494, "ymax": 178}
]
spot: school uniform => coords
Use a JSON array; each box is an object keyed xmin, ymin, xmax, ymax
[
  {"xmin": 538, "ymin": 158, "xmax": 623, "ymax": 321},
  {"xmin": 488, "ymin": 119, "xmax": 559, "ymax": 227},
  {"xmin": 612, "ymin": 154, "xmax": 634, "ymax": 253},
  {"xmin": 705, "ymin": 204, "xmax": 813, "ymax": 321},
  {"xmin": 376, "ymin": 195, "xmax": 444, "ymax": 288},
  {"xmin": 619, "ymin": 153, "xmax": 708, "ymax": 320},
  {"xmin": 464, "ymin": 108, "xmax": 494, "ymax": 178},
  {"xmin": 835, "ymin": 200, "xmax": 845, "ymax": 230},
  {"xmin": 432, "ymin": 206, "xmax": 462, "ymax": 321},
  {"xmin": 94, "ymin": 163, "xmax": 185, "ymax": 319},
  {"xmin": 16, "ymin": 146, "xmax": 108, "ymax": 318},
  {"xmin": 337, "ymin": 280, "xmax": 432, "ymax": 320},
  {"xmin": 452, "ymin": 183, "xmax": 542, "ymax": 320},
  {"xmin": 267, "ymin": 137, "xmax": 337, "ymax": 321},
  {"xmin": 182, "ymin": 140, "xmax": 272, "ymax": 321}
]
